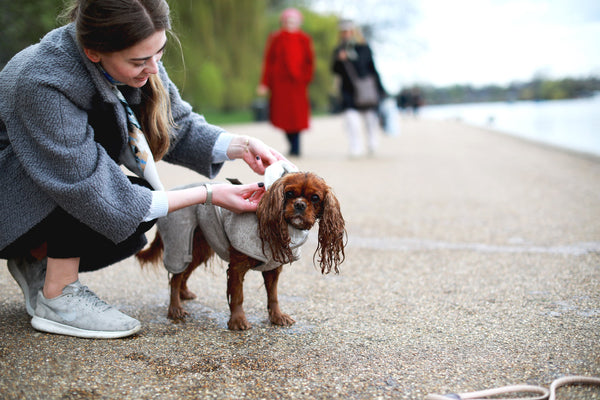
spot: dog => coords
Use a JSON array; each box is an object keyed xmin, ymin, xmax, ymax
[{"xmin": 136, "ymin": 171, "xmax": 346, "ymax": 330}]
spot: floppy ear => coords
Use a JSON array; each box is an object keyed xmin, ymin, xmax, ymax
[
  {"xmin": 315, "ymin": 188, "xmax": 346, "ymax": 274},
  {"xmin": 257, "ymin": 178, "xmax": 294, "ymax": 263}
]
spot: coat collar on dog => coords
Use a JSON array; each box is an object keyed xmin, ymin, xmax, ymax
[{"xmin": 264, "ymin": 161, "xmax": 298, "ymax": 189}]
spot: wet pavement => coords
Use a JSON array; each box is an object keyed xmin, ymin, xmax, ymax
[{"xmin": 1, "ymin": 115, "xmax": 599, "ymax": 399}]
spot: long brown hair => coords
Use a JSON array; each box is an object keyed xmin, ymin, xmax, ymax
[{"xmin": 62, "ymin": 0, "xmax": 174, "ymax": 160}]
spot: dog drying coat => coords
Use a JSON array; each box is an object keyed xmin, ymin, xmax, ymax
[{"xmin": 157, "ymin": 184, "xmax": 309, "ymax": 274}]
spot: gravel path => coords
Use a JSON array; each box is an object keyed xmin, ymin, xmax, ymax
[{"xmin": 1, "ymin": 115, "xmax": 599, "ymax": 399}]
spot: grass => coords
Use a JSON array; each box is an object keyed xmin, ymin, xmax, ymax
[
  {"xmin": 198, "ymin": 108, "xmax": 332, "ymax": 126},
  {"xmin": 200, "ymin": 110, "xmax": 256, "ymax": 126}
]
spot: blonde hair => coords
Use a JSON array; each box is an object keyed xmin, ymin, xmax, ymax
[
  {"xmin": 63, "ymin": 0, "xmax": 174, "ymax": 160},
  {"xmin": 338, "ymin": 19, "xmax": 366, "ymax": 44},
  {"xmin": 139, "ymin": 74, "xmax": 173, "ymax": 160}
]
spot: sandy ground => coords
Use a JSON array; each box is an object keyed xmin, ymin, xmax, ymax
[{"xmin": 1, "ymin": 114, "xmax": 599, "ymax": 399}]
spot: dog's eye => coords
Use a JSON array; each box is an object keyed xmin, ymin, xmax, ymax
[
  {"xmin": 310, "ymin": 194, "xmax": 321, "ymax": 203},
  {"xmin": 285, "ymin": 191, "xmax": 295, "ymax": 199}
]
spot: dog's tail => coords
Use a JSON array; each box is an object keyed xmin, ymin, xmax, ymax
[{"xmin": 136, "ymin": 232, "xmax": 164, "ymax": 268}]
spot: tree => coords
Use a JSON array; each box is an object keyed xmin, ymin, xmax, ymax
[
  {"xmin": 0, "ymin": 1, "xmax": 350, "ymax": 113},
  {"xmin": 0, "ymin": 0, "xmax": 62, "ymax": 70},
  {"xmin": 164, "ymin": 0, "xmax": 269, "ymax": 111},
  {"xmin": 302, "ymin": 11, "xmax": 339, "ymax": 111},
  {"xmin": 165, "ymin": 1, "xmax": 339, "ymax": 113}
]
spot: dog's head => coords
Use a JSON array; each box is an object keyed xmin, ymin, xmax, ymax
[{"xmin": 257, "ymin": 172, "xmax": 346, "ymax": 274}]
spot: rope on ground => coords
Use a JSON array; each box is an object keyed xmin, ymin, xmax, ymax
[{"xmin": 424, "ymin": 375, "xmax": 600, "ymax": 400}]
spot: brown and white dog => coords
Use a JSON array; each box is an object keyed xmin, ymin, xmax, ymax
[{"xmin": 136, "ymin": 171, "xmax": 346, "ymax": 330}]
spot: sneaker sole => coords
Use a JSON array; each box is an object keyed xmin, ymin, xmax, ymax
[
  {"xmin": 8, "ymin": 261, "xmax": 35, "ymax": 317},
  {"xmin": 31, "ymin": 316, "xmax": 141, "ymax": 339}
]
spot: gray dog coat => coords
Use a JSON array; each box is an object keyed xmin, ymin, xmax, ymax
[{"xmin": 157, "ymin": 183, "xmax": 309, "ymax": 274}]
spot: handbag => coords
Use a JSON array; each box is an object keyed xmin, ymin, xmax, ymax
[{"xmin": 342, "ymin": 61, "xmax": 379, "ymax": 108}]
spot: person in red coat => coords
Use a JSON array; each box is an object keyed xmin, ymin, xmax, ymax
[{"xmin": 258, "ymin": 8, "xmax": 314, "ymax": 157}]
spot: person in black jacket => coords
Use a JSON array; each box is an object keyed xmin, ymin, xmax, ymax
[{"xmin": 332, "ymin": 19, "xmax": 385, "ymax": 157}]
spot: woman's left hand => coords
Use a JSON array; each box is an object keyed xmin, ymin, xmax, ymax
[
  {"xmin": 166, "ymin": 182, "xmax": 265, "ymax": 214},
  {"xmin": 214, "ymin": 182, "xmax": 266, "ymax": 213},
  {"xmin": 227, "ymin": 135, "xmax": 293, "ymax": 175}
]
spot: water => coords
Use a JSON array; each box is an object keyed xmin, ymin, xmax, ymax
[{"xmin": 419, "ymin": 94, "xmax": 600, "ymax": 157}]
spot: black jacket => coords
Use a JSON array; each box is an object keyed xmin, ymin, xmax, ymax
[{"xmin": 332, "ymin": 42, "xmax": 385, "ymax": 110}]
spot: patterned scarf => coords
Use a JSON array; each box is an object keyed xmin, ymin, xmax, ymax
[{"xmin": 100, "ymin": 65, "xmax": 164, "ymax": 190}]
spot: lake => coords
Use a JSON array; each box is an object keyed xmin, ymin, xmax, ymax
[{"xmin": 419, "ymin": 94, "xmax": 600, "ymax": 157}]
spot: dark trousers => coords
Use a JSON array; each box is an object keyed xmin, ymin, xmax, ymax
[
  {"xmin": 0, "ymin": 177, "xmax": 155, "ymax": 272},
  {"xmin": 285, "ymin": 131, "xmax": 301, "ymax": 156}
]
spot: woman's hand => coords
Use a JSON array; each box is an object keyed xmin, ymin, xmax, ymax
[
  {"xmin": 166, "ymin": 182, "xmax": 266, "ymax": 214},
  {"xmin": 256, "ymin": 84, "xmax": 269, "ymax": 96},
  {"xmin": 211, "ymin": 182, "xmax": 265, "ymax": 213},
  {"xmin": 227, "ymin": 135, "xmax": 293, "ymax": 175}
]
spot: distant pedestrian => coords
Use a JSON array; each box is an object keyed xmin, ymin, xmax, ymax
[
  {"xmin": 258, "ymin": 8, "xmax": 315, "ymax": 157},
  {"xmin": 397, "ymin": 88, "xmax": 411, "ymax": 111},
  {"xmin": 332, "ymin": 19, "xmax": 385, "ymax": 157},
  {"xmin": 410, "ymin": 87, "xmax": 424, "ymax": 116},
  {"xmin": 397, "ymin": 87, "xmax": 424, "ymax": 116}
]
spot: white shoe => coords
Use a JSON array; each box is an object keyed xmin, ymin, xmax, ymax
[
  {"xmin": 8, "ymin": 257, "xmax": 47, "ymax": 317},
  {"xmin": 32, "ymin": 280, "xmax": 141, "ymax": 339}
]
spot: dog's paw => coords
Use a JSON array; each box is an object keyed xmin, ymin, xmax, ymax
[
  {"xmin": 168, "ymin": 306, "xmax": 189, "ymax": 321},
  {"xmin": 270, "ymin": 312, "xmax": 296, "ymax": 327},
  {"xmin": 228, "ymin": 315, "xmax": 252, "ymax": 330},
  {"xmin": 179, "ymin": 288, "xmax": 197, "ymax": 300}
]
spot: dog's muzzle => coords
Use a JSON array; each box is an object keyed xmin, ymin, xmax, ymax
[{"xmin": 293, "ymin": 199, "xmax": 307, "ymax": 212}]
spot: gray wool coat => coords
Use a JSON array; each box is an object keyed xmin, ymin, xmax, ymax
[{"xmin": 0, "ymin": 23, "xmax": 226, "ymax": 252}]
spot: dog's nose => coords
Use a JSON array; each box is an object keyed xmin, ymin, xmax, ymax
[{"xmin": 294, "ymin": 200, "xmax": 307, "ymax": 212}]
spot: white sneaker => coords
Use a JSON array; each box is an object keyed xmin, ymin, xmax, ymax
[
  {"xmin": 31, "ymin": 280, "xmax": 141, "ymax": 339},
  {"xmin": 8, "ymin": 257, "xmax": 47, "ymax": 317}
]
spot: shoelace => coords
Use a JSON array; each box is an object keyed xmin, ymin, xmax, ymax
[{"xmin": 70, "ymin": 284, "xmax": 112, "ymax": 312}]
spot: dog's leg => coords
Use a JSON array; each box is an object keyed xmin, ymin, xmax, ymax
[
  {"xmin": 167, "ymin": 228, "xmax": 214, "ymax": 321},
  {"xmin": 168, "ymin": 271, "xmax": 189, "ymax": 321},
  {"xmin": 226, "ymin": 263, "xmax": 251, "ymax": 330},
  {"xmin": 179, "ymin": 265, "xmax": 197, "ymax": 301},
  {"xmin": 263, "ymin": 266, "xmax": 295, "ymax": 326}
]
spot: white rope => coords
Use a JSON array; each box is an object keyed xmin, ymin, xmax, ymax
[{"xmin": 425, "ymin": 375, "xmax": 600, "ymax": 400}]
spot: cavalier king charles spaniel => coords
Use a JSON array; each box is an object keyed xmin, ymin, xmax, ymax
[{"xmin": 136, "ymin": 171, "xmax": 346, "ymax": 330}]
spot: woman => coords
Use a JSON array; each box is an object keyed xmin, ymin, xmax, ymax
[
  {"xmin": 257, "ymin": 7, "xmax": 314, "ymax": 157},
  {"xmin": 332, "ymin": 19, "xmax": 386, "ymax": 157},
  {"xmin": 0, "ymin": 0, "xmax": 287, "ymax": 339}
]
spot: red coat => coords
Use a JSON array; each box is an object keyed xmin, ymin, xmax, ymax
[{"xmin": 260, "ymin": 29, "xmax": 314, "ymax": 132}]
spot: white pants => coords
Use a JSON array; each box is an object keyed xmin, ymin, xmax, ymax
[{"xmin": 344, "ymin": 108, "xmax": 379, "ymax": 156}]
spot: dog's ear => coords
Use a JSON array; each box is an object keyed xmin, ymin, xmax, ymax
[
  {"xmin": 257, "ymin": 177, "xmax": 293, "ymax": 263},
  {"xmin": 315, "ymin": 187, "xmax": 346, "ymax": 274}
]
